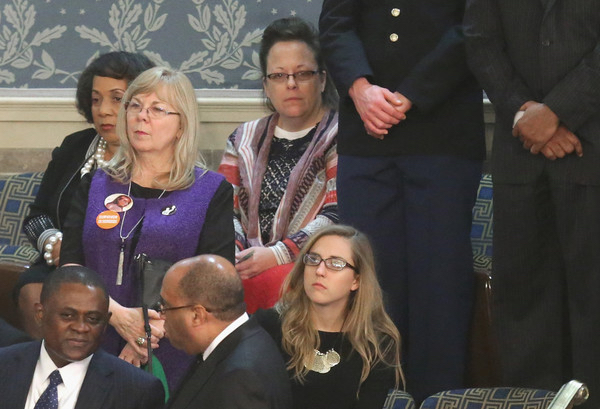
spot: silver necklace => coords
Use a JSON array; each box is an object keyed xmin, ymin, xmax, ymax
[
  {"xmin": 306, "ymin": 348, "xmax": 341, "ymax": 374},
  {"xmin": 116, "ymin": 181, "xmax": 166, "ymax": 285},
  {"xmin": 305, "ymin": 315, "xmax": 347, "ymax": 374}
]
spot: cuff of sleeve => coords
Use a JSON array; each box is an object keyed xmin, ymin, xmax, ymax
[
  {"xmin": 24, "ymin": 214, "xmax": 55, "ymax": 246},
  {"xmin": 271, "ymin": 242, "xmax": 292, "ymax": 266},
  {"xmin": 513, "ymin": 111, "xmax": 525, "ymax": 128}
]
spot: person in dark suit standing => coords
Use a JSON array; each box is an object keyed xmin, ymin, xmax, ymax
[
  {"xmin": 319, "ymin": 0, "xmax": 486, "ymax": 402},
  {"xmin": 161, "ymin": 255, "xmax": 292, "ymax": 409},
  {"xmin": 464, "ymin": 1, "xmax": 600, "ymax": 407},
  {"xmin": 0, "ymin": 265, "xmax": 164, "ymax": 409}
]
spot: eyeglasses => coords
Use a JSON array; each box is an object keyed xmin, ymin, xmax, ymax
[
  {"xmin": 303, "ymin": 252, "xmax": 356, "ymax": 271},
  {"xmin": 156, "ymin": 301, "xmax": 198, "ymax": 316},
  {"xmin": 265, "ymin": 70, "xmax": 322, "ymax": 83},
  {"xmin": 125, "ymin": 101, "xmax": 180, "ymax": 119},
  {"xmin": 156, "ymin": 299, "xmax": 217, "ymax": 316}
]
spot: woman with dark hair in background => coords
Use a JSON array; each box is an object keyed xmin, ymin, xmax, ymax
[
  {"xmin": 16, "ymin": 51, "xmax": 154, "ymax": 338},
  {"xmin": 218, "ymin": 17, "xmax": 339, "ymax": 313},
  {"xmin": 256, "ymin": 224, "xmax": 404, "ymax": 409}
]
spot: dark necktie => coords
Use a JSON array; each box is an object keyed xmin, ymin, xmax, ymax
[{"xmin": 34, "ymin": 370, "xmax": 63, "ymax": 409}]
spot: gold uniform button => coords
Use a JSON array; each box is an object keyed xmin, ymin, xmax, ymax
[
  {"xmin": 389, "ymin": 33, "xmax": 399, "ymax": 42},
  {"xmin": 391, "ymin": 8, "xmax": 401, "ymax": 17}
]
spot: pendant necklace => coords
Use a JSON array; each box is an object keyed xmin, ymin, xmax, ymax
[
  {"xmin": 116, "ymin": 181, "xmax": 166, "ymax": 285},
  {"xmin": 305, "ymin": 315, "xmax": 347, "ymax": 374}
]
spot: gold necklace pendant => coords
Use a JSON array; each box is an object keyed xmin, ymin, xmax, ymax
[{"xmin": 305, "ymin": 348, "xmax": 341, "ymax": 374}]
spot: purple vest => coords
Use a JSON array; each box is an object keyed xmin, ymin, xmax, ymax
[{"xmin": 82, "ymin": 168, "xmax": 224, "ymax": 390}]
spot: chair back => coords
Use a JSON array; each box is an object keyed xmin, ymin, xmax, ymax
[
  {"xmin": 383, "ymin": 389, "xmax": 416, "ymax": 409},
  {"xmin": 420, "ymin": 381, "xmax": 589, "ymax": 409},
  {"xmin": 420, "ymin": 387, "xmax": 556, "ymax": 409}
]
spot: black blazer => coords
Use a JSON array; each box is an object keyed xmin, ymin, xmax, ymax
[
  {"xmin": 0, "ymin": 341, "xmax": 164, "ymax": 409},
  {"xmin": 25, "ymin": 128, "xmax": 97, "ymax": 234},
  {"xmin": 464, "ymin": 0, "xmax": 600, "ymax": 184},
  {"xmin": 167, "ymin": 317, "xmax": 292, "ymax": 409},
  {"xmin": 319, "ymin": 0, "xmax": 485, "ymax": 159}
]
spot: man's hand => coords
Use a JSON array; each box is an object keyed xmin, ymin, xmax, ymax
[
  {"xmin": 349, "ymin": 77, "xmax": 407, "ymax": 139},
  {"xmin": 539, "ymin": 125, "xmax": 583, "ymax": 160},
  {"xmin": 393, "ymin": 92, "xmax": 413, "ymax": 115},
  {"xmin": 512, "ymin": 101, "xmax": 560, "ymax": 153}
]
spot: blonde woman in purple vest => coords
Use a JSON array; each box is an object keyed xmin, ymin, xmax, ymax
[{"xmin": 60, "ymin": 67, "xmax": 234, "ymax": 396}]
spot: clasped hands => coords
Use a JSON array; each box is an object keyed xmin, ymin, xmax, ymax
[
  {"xmin": 512, "ymin": 101, "xmax": 583, "ymax": 160},
  {"xmin": 111, "ymin": 303, "xmax": 165, "ymax": 367},
  {"xmin": 349, "ymin": 77, "xmax": 412, "ymax": 139}
]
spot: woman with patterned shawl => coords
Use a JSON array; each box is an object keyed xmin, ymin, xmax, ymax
[{"xmin": 218, "ymin": 17, "xmax": 339, "ymax": 313}]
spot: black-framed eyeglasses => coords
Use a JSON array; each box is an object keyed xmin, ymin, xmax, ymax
[
  {"xmin": 125, "ymin": 100, "xmax": 180, "ymax": 119},
  {"xmin": 303, "ymin": 252, "xmax": 356, "ymax": 271},
  {"xmin": 156, "ymin": 301, "xmax": 198, "ymax": 315},
  {"xmin": 265, "ymin": 70, "xmax": 322, "ymax": 83}
]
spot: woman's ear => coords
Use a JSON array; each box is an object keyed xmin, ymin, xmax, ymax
[
  {"xmin": 263, "ymin": 78, "xmax": 272, "ymax": 100},
  {"xmin": 351, "ymin": 274, "xmax": 360, "ymax": 292}
]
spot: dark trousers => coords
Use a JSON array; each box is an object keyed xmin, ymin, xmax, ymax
[
  {"xmin": 337, "ymin": 154, "xmax": 482, "ymax": 403},
  {"xmin": 493, "ymin": 176, "xmax": 600, "ymax": 409}
]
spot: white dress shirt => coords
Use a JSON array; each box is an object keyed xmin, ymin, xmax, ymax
[
  {"xmin": 202, "ymin": 312, "xmax": 249, "ymax": 361},
  {"xmin": 25, "ymin": 341, "xmax": 93, "ymax": 409}
]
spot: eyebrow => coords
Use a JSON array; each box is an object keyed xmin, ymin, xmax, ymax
[
  {"xmin": 271, "ymin": 62, "xmax": 313, "ymax": 70},
  {"xmin": 130, "ymin": 97, "xmax": 171, "ymax": 106},
  {"xmin": 92, "ymin": 88, "xmax": 126, "ymax": 94}
]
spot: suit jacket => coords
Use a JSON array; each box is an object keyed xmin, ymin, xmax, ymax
[
  {"xmin": 0, "ymin": 318, "xmax": 31, "ymax": 348},
  {"xmin": 464, "ymin": 0, "xmax": 600, "ymax": 184},
  {"xmin": 319, "ymin": 0, "xmax": 485, "ymax": 159},
  {"xmin": 0, "ymin": 341, "xmax": 164, "ymax": 409},
  {"xmin": 167, "ymin": 317, "xmax": 292, "ymax": 409}
]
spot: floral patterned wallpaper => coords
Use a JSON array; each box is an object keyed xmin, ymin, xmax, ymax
[{"xmin": 0, "ymin": 0, "xmax": 322, "ymax": 89}]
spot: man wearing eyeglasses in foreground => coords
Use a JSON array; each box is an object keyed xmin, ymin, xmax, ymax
[
  {"xmin": 161, "ymin": 254, "xmax": 292, "ymax": 409},
  {"xmin": 0, "ymin": 265, "xmax": 164, "ymax": 409}
]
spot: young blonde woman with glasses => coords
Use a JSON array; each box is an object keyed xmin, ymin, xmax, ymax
[{"xmin": 255, "ymin": 224, "xmax": 404, "ymax": 409}]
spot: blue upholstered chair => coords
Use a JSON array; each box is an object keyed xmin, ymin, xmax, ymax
[
  {"xmin": 383, "ymin": 389, "xmax": 416, "ymax": 409},
  {"xmin": 420, "ymin": 380, "xmax": 588, "ymax": 409},
  {"xmin": 0, "ymin": 172, "xmax": 43, "ymax": 265},
  {"xmin": 470, "ymin": 173, "xmax": 493, "ymax": 274},
  {"xmin": 0, "ymin": 171, "xmax": 43, "ymax": 329}
]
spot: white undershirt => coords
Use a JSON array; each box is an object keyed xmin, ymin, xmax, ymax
[
  {"xmin": 203, "ymin": 312, "xmax": 249, "ymax": 361},
  {"xmin": 274, "ymin": 125, "xmax": 314, "ymax": 140},
  {"xmin": 25, "ymin": 341, "xmax": 93, "ymax": 409}
]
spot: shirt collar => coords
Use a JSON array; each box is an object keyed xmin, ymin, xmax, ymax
[
  {"xmin": 203, "ymin": 312, "xmax": 249, "ymax": 361},
  {"xmin": 39, "ymin": 340, "xmax": 93, "ymax": 389}
]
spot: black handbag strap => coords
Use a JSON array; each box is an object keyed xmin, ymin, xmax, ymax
[{"xmin": 135, "ymin": 253, "xmax": 154, "ymax": 374}]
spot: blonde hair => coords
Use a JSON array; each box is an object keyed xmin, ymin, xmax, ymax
[
  {"xmin": 106, "ymin": 66, "xmax": 206, "ymax": 190},
  {"xmin": 278, "ymin": 225, "xmax": 405, "ymax": 391}
]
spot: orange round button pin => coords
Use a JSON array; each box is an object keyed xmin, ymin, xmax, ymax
[{"xmin": 96, "ymin": 210, "xmax": 120, "ymax": 229}]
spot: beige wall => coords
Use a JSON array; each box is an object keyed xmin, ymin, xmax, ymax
[
  {"xmin": 0, "ymin": 89, "xmax": 270, "ymax": 172},
  {"xmin": 0, "ymin": 89, "xmax": 494, "ymax": 173}
]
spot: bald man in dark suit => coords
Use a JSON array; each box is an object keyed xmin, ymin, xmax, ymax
[{"xmin": 162, "ymin": 255, "xmax": 292, "ymax": 409}]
